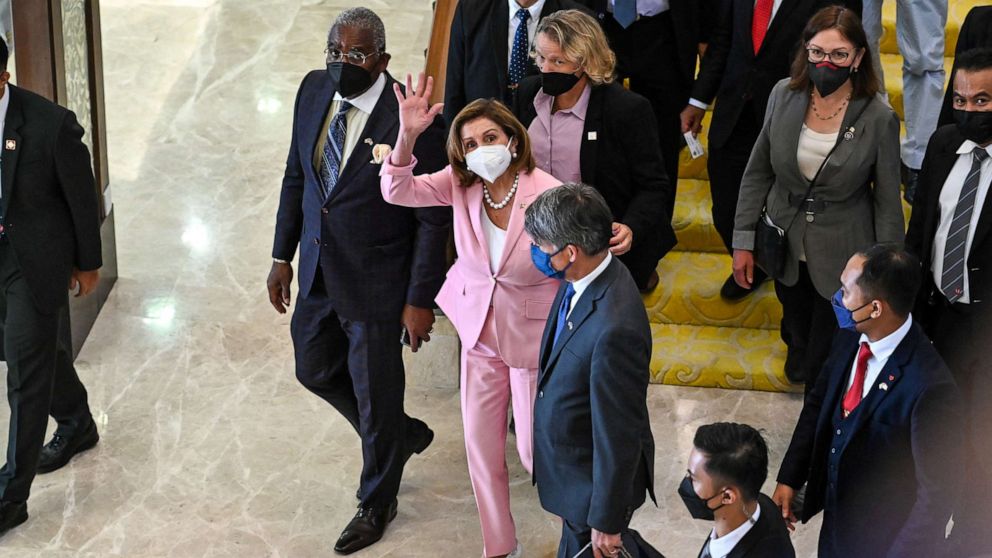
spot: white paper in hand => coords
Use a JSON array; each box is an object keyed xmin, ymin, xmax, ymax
[{"xmin": 684, "ymin": 131, "xmax": 704, "ymax": 159}]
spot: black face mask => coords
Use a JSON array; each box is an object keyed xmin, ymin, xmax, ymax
[
  {"xmin": 954, "ymin": 109, "xmax": 992, "ymax": 145},
  {"xmin": 808, "ymin": 61, "xmax": 852, "ymax": 97},
  {"xmin": 540, "ymin": 71, "xmax": 581, "ymax": 97},
  {"xmin": 327, "ymin": 62, "xmax": 374, "ymax": 98},
  {"xmin": 678, "ymin": 476, "xmax": 726, "ymax": 521}
]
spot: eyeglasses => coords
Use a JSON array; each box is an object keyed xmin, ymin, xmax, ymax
[
  {"xmin": 324, "ymin": 48, "xmax": 381, "ymax": 65},
  {"xmin": 806, "ymin": 46, "xmax": 854, "ymax": 65}
]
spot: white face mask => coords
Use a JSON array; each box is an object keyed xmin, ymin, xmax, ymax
[{"xmin": 464, "ymin": 138, "xmax": 513, "ymax": 183}]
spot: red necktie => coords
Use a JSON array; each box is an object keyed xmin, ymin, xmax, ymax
[
  {"xmin": 842, "ymin": 342, "xmax": 873, "ymax": 418},
  {"xmin": 752, "ymin": 0, "xmax": 774, "ymax": 54}
]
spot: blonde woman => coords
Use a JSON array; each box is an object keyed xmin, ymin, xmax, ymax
[{"xmin": 514, "ymin": 9, "xmax": 676, "ymax": 292}]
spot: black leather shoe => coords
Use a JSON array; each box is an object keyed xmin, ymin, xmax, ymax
[
  {"xmin": 37, "ymin": 420, "xmax": 99, "ymax": 474},
  {"xmin": 784, "ymin": 350, "xmax": 806, "ymax": 384},
  {"xmin": 333, "ymin": 499, "xmax": 398, "ymax": 555},
  {"xmin": 405, "ymin": 419, "xmax": 434, "ymax": 462},
  {"xmin": 720, "ymin": 273, "xmax": 768, "ymax": 301},
  {"xmin": 0, "ymin": 500, "xmax": 27, "ymax": 537}
]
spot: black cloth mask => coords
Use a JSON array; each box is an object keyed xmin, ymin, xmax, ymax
[
  {"xmin": 808, "ymin": 60, "xmax": 852, "ymax": 97},
  {"xmin": 540, "ymin": 71, "xmax": 581, "ymax": 97},
  {"xmin": 678, "ymin": 475, "xmax": 726, "ymax": 521},
  {"xmin": 954, "ymin": 109, "xmax": 992, "ymax": 145},
  {"xmin": 327, "ymin": 62, "xmax": 373, "ymax": 98}
]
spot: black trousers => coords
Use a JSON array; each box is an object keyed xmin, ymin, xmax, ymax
[
  {"xmin": 604, "ymin": 12, "xmax": 685, "ymax": 222},
  {"xmin": 774, "ymin": 262, "xmax": 838, "ymax": 392},
  {"xmin": 929, "ymin": 298, "xmax": 992, "ymax": 556},
  {"xmin": 0, "ymin": 243, "xmax": 92, "ymax": 503},
  {"xmin": 290, "ymin": 273, "xmax": 423, "ymax": 508}
]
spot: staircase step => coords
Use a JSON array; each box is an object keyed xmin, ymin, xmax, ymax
[
  {"xmin": 879, "ymin": 0, "xmax": 980, "ymax": 57},
  {"xmin": 650, "ymin": 323, "xmax": 798, "ymax": 393},
  {"xmin": 673, "ymin": 179, "xmax": 724, "ymax": 253},
  {"xmin": 646, "ymin": 251, "xmax": 782, "ymax": 329}
]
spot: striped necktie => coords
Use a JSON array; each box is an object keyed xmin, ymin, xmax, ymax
[
  {"xmin": 941, "ymin": 147, "xmax": 989, "ymax": 303},
  {"xmin": 320, "ymin": 100, "xmax": 353, "ymax": 200}
]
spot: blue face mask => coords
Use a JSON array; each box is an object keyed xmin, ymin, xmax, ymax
[
  {"xmin": 831, "ymin": 289, "xmax": 873, "ymax": 331},
  {"xmin": 530, "ymin": 243, "xmax": 572, "ymax": 279}
]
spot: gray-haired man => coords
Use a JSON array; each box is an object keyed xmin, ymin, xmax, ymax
[{"xmin": 526, "ymin": 184, "xmax": 660, "ymax": 558}]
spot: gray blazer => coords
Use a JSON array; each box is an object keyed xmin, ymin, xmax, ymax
[{"xmin": 733, "ymin": 78, "xmax": 904, "ymax": 299}]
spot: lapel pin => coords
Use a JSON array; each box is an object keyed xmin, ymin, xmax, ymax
[
  {"xmin": 4, "ymin": 139, "xmax": 15, "ymax": 150},
  {"xmin": 587, "ymin": 131, "xmax": 597, "ymax": 141},
  {"xmin": 879, "ymin": 382, "xmax": 889, "ymax": 391},
  {"xmin": 519, "ymin": 203, "xmax": 526, "ymax": 208},
  {"xmin": 363, "ymin": 138, "xmax": 374, "ymax": 145},
  {"xmin": 567, "ymin": 321, "xmax": 573, "ymax": 330},
  {"xmin": 843, "ymin": 127, "xmax": 855, "ymax": 141},
  {"xmin": 888, "ymin": 374, "xmax": 895, "ymax": 381}
]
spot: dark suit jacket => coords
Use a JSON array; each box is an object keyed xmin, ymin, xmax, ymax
[
  {"xmin": 695, "ymin": 494, "xmax": 795, "ymax": 558},
  {"xmin": 1, "ymin": 84, "xmax": 102, "ymax": 314},
  {"xmin": 907, "ymin": 124, "xmax": 992, "ymax": 327},
  {"xmin": 533, "ymin": 258, "xmax": 655, "ymax": 534},
  {"xmin": 576, "ymin": 0, "xmax": 698, "ymax": 90},
  {"xmin": 443, "ymin": 0, "xmax": 589, "ymax": 126},
  {"xmin": 938, "ymin": 7, "xmax": 992, "ymax": 127},
  {"xmin": 272, "ymin": 71, "xmax": 450, "ymax": 322},
  {"xmin": 690, "ymin": 0, "xmax": 833, "ymax": 150},
  {"xmin": 514, "ymin": 78, "xmax": 677, "ymax": 271},
  {"xmin": 777, "ymin": 324, "xmax": 963, "ymax": 558}
]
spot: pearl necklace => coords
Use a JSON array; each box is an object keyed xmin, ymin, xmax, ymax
[
  {"xmin": 811, "ymin": 92, "xmax": 851, "ymax": 121},
  {"xmin": 482, "ymin": 173, "xmax": 519, "ymax": 210}
]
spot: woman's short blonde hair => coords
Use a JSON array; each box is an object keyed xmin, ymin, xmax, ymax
[{"xmin": 533, "ymin": 9, "xmax": 616, "ymax": 85}]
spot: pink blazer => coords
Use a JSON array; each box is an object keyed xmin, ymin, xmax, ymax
[{"xmin": 381, "ymin": 158, "xmax": 562, "ymax": 369}]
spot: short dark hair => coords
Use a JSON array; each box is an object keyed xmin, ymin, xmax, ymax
[
  {"xmin": 0, "ymin": 37, "xmax": 8, "ymax": 72},
  {"xmin": 855, "ymin": 243, "xmax": 921, "ymax": 316},
  {"xmin": 693, "ymin": 423, "xmax": 769, "ymax": 501},
  {"xmin": 524, "ymin": 182, "xmax": 612, "ymax": 255},
  {"xmin": 789, "ymin": 5, "xmax": 881, "ymax": 99},
  {"xmin": 956, "ymin": 47, "xmax": 992, "ymax": 74}
]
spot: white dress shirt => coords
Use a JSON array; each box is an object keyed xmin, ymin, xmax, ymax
[
  {"xmin": 482, "ymin": 207, "xmax": 507, "ymax": 273},
  {"xmin": 930, "ymin": 140, "xmax": 992, "ymax": 304},
  {"xmin": 507, "ymin": 0, "xmax": 547, "ymax": 69},
  {"xmin": 607, "ymin": 0, "xmax": 670, "ymax": 17},
  {"xmin": 688, "ymin": 0, "xmax": 785, "ymax": 110},
  {"xmin": 706, "ymin": 503, "xmax": 761, "ymax": 558},
  {"xmin": 313, "ymin": 72, "xmax": 387, "ymax": 175},
  {"xmin": 567, "ymin": 252, "xmax": 612, "ymax": 316},
  {"xmin": 845, "ymin": 315, "xmax": 913, "ymax": 398},
  {"xmin": 0, "ymin": 85, "xmax": 8, "ymax": 200}
]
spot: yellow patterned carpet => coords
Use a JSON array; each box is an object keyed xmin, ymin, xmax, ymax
[{"xmin": 648, "ymin": 0, "xmax": 980, "ymax": 392}]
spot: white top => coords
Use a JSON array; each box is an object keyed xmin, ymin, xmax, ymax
[
  {"xmin": 688, "ymin": 0, "xmax": 784, "ymax": 110},
  {"xmin": 606, "ymin": 0, "xmax": 670, "ymax": 17},
  {"xmin": 706, "ymin": 503, "xmax": 761, "ymax": 558},
  {"xmin": 846, "ymin": 315, "xmax": 913, "ymax": 398},
  {"xmin": 567, "ymin": 252, "xmax": 612, "ymax": 316},
  {"xmin": 321, "ymin": 72, "xmax": 386, "ymax": 175},
  {"xmin": 482, "ymin": 207, "xmax": 507, "ymax": 273},
  {"xmin": 931, "ymin": 141, "xmax": 992, "ymax": 304},
  {"xmin": 797, "ymin": 124, "xmax": 837, "ymax": 181},
  {"xmin": 0, "ymin": 86, "xmax": 8, "ymax": 200},
  {"xmin": 507, "ymin": 0, "xmax": 546, "ymax": 68}
]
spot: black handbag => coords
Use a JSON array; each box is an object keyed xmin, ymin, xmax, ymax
[{"xmin": 752, "ymin": 102, "xmax": 871, "ymax": 280}]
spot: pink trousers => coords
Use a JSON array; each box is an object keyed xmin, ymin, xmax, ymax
[{"xmin": 461, "ymin": 310, "xmax": 537, "ymax": 557}]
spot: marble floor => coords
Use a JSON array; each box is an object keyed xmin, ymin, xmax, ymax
[{"xmin": 0, "ymin": 0, "xmax": 821, "ymax": 556}]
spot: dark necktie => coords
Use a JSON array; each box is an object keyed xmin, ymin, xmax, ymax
[
  {"xmin": 941, "ymin": 147, "xmax": 989, "ymax": 303},
  {"xmin": 752, "ymin": 0, "xmax": 774, "ymax": 54},
  {"xmin": 842, "ymin": 342, "xmax": 872, "ymax": 418},
  {"xmin": 508, "ymin": 9, "xmax": 531, "ymax": 89},
  {"xmin": 553, "ymin": 283, "xmax": 576, "ymax": 347},
  {"xmin": 320, "ymin": 100, "xmax": 352, "ymax": 200},
  {"xmin": 613, "ymin": 0, "xmax": 637, "ymax": 29}
]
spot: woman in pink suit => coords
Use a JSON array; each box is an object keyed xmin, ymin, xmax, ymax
[{"xmin": 381, "ymin": 74, "xmax": 561, "ymax": 558}]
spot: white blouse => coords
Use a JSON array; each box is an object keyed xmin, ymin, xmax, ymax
[
  {"xmin": 797, "ymin": 124, "xmax": 838, "ymax": 181},
  {"xmin": 482, "ymin": 207, "xmax": 507, "ymax": 273}
]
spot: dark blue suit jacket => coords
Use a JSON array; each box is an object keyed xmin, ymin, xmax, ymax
[
  {"xmin": 777, "ymin": 322, "xmax": 964, "ymax": 557},
  {"xmin": 533, "ymin": 257, "xmax": 656, "ymax": 534},
  {"xmin": 272, "ymin": 70, "xmax": 450, "ymax": 322}
]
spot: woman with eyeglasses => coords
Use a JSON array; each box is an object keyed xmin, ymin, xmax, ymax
[
  {"xmin": 731, "ymin": 6, "xmax": 904, "ymax": 392},
  {"xmin": 512, "ymin": 9, "xmax": 676, "ymax": 293},
  {"xmin": 381, "ymin": 77, "xmax": 561, "ymax": 558}
]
